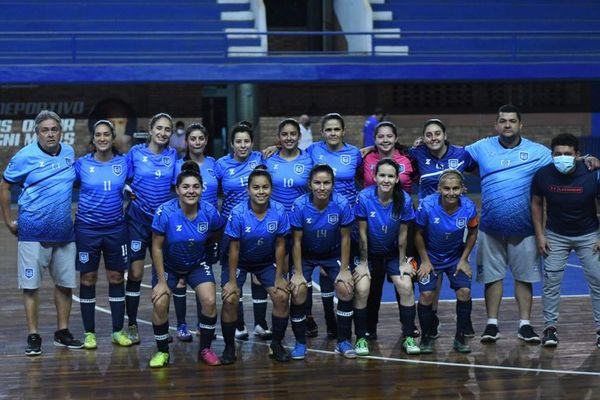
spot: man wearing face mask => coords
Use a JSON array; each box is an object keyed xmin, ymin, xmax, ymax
[
  {"xmin": 531, "ymin": 133, "xmax": 600, "ymax": 348},
  {"xmin": 170, "ymin": 121, "xmax": 188, "ymax": 159}
]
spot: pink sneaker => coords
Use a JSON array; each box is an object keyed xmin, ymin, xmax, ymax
[{"xmin": 199, "ymin": 348, "xmax": 221, "ymax": 366}]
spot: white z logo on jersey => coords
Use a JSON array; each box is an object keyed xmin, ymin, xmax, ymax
[
  {"xmin": 245, "ymin": 226, "xmax": 251, "ymax": 233},
  {"xmin": 370, "ymin": 211, "xmax": 376, "ymax": 217},
  {"xmin": 142, "ymin": 156, "xmax": 148, "ymax": 162},
  {"xmin": 89, "ymin": 167, "xmax": 95, "ymax": 173},
  {"xmin": 229, "ymin": 169, "xmax": 235, "ymax": 175},
  {"xmin": 305, "ymin": 218, "xmax": 312, "ymax": 224},
  {"xmin": 176, "ymin": 225, "xmax": 182, "ymax": 232},
  {"xmin": 433, "ymin": 218, "xmax": 440, "ymax": 224}
]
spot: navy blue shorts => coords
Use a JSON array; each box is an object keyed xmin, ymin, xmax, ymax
[
  {"xmin": 417, "ymin": 264, "xmax": 471, "ymax": 292},
  {"xmin": 126, "ymin": 208, "xmax": 152, "ymax": 262},
  {"xmin": 75, "ymin": 223, "xmax": 129, "ymax": 273},
  {"xmin": 152, "ymin": 263, "xmax": 215, "ymax": 290},
  {"xmin": 368, "ymin": 256, "xmax": 402, "ymax": 277},
  {"xmin": 302, "ymin": 257, "xmax": 341, "ymax": 282},
  {"xmin": 221, "ymin": 261, "xmax": 276, "ymax": 289}
]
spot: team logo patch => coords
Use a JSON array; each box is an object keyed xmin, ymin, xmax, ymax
[
  {"xmin": 79, "ymin": 252, "xmax": 89, "ymax": 264},
  {"xmin": 131, "ymin": 240, "xmax": 142, "ymax": 252},
  {"xmin": 340, "ymin": 155, "xmax": 351, "ymax": 165},
  {"xmin": 419, "ymin": 273, "xmax": 431, "ymax": 286},
  {"xmin": 294, "ymin": 164, "xmax": 304, "ymax": 175},
  {"xmin": 197, "ymin": 222, "xmax": 208, "ymax": 233},
  {"xmin": 162, "ymin": 156, "xmax": 172, "ymax": 167},
  {"xmin": 519, "ymin": 151, "xmax": 529, "ymax": 161},
  {"xmin": 64, "ymin": 157, "xmax": 73, "ymax": 167},
  {"xmin": 249, "ymin": 160, "xmax": 258, "ymax": 170},
  {"xmin": 456, "ymin": 217, "xmax": 466, "ymax": 229},
  {"xmin": 448, "ymin": 159, "xmax": 458, "ymax": 169},
  {"xmin": 267, "ymin": 221, "xmax": 278, "ymax": 233},
  {"xmin": 207, "ymin": 168, "xmax": 215, "ymax": 177},
  {"xmin": 399, "ymin": 164, "xmax": 405, "ymax": 173},
  {"xmin": 112, "ymin": 164, "xmax": 123, "ymax": 176},
  {"xmin": 24, "ymin": 267, "xmax": 34, "ymax": 280},
  {"xmin": 328, "ymin": 214, "xmax": 339, "ymax": 225}
]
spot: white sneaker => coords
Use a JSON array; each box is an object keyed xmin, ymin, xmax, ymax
[
  {"xmin": 235, "ymin": 326, "xmax": 249, "ymax": 340},
  {"xmin": 253, "ymin": 324, "xmax": 272, "ymax": 340}
]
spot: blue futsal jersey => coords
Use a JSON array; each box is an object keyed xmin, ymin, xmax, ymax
[
  {"xmin": 409, "ymin": 144, "xmax": 476, "ymax": 200},
  {"xmin": 306, "ymin": 141, "xmax": 361, "ymax": 204},
  {"xmin": 289, "ymin": 192, "xmax": 354, "ymax": 259},
  {"xmin": 152, "ymin": 198, "xmax": 224, "ymax": 273},
  {"xmin": 415, "ymin": 193, "xmax": 478, "ymax": 269},
  {"xmin": 75, "ymin": 153, "xmax": 132, "ymax": 227},
  {"xmin": 3, "ymin": 142, "xmax": 76, "ymax": 242},
  {"xmin": 265, "ymin": 150, "xmax": 313, "ymax": 211},
  {"xmin": 465, "ymin": 137, "xmax": 551, "ymax": 236},
  {"xmin": 126, "ymin": 144, "xmax": 177, "ymax": 220},
  {"xmin": 174, "ymin": 157, "xmax": 219, "ymax": 208},
  {"xmin": 354, "ymin": 186, "xmax": 415, "ymax": 256},
  {"xmin": 214, "ymin": 151, "xmax": 263, "ymax": 219},
  {"xmin": 224, "ymin": 200, "xmax": 290, "ymax": 268}
]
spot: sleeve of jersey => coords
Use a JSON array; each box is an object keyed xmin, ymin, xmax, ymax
[
  {"xmin": 340, "ymin": 201, "xmax": 355, "ymax": 227},
  {"xmin": 530, "ymin": 170, "xmax": 543, "ymax": 196},
  {"xmin": 172, "ymin": 160, "xmax": 182, "ymax": 186},
  {"xmin": 151, "ymin": 205, "xmax": 168, "ymax": 235},
  {"xmin": 209, "ymin": 206, "xmax": 226, "ymax": 232},
  {"xmin": 224, "ymin": 210, "xmax": 242, "ymax": 240},
  {"xmin": 74, "ymin": 158, "xmax": 82, "ymax": 181},
  {"xmin": 462, "ymin": 150, "xmax": 477, "ymax": 172},
  {"xmin": 126, "ymin": 155, "xmax": 134, "ymax": 180},
  {"xmin": 2, "ymin": 152, "xmax": 27, "ymax": 184},
  {"xmin": 401, "ymin": 193, "xmax": 416, "ymax": 222},
  {"xmin": 464, "ymin": 142, "xmax": 479, "ymax": 162},
  {"xmin": 289, "ymin": 200, "xmax": 303, "ymax": 230},
  {"xmin": 467, "ymin": 201, "xmax": 479, "ymax": 228},
  {"xmin": 354, "ymin": 194, "xmax": 367, "ymax": 220},
  {"xmin": 414, "ymin": 203, "xmax": 428, "ymax": 227},
  {"xmin": 277, "ymin": 209, "xmax": 291, "ymax": 236}
]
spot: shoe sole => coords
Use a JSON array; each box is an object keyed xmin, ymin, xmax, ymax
[
  {"xmin": 334, "ymin": 349, "xmax": 357, "ymax": 359},
  {"xmin": 53, "ymin": 341, "xmax": 84, "ymax": 349},
  {"xmin": 464, "ymin": 333, "xmax": 475, "ymax": 338},
  {"xmin": 268, "ymin": 350, "xmax": 291, "ymax": 362},
  {"xmin": 518, "ymin": 334, "xmax": 541, "ymax": 344},
  {"xmin": 177, "ymin": 336, "xmax": 193, "ymax": 342},
  {"xmin": 542, "ymin": 340, "xmax": 558, "ymax": 347},
  {"xmin": 112, "ymin": 340, "xmax": 133, "ymax": 347},
  {"xmin": 454, "ymin": 347, "xmax": 471, "ymax": 354},
  {"xmin": 356, "ymin": 351, "xmax": 369, "ymax": 357},
  {"xmin": 25, "ymin": 350, "xmax": 42, "ymax": 356},
  {"xmin": 84, "ymin": 345, "xmax": 97, "ymax": 350},
  {"xmin": 404, "ymin": 347, "xmax": 422, "ymax": 355},
  {"xmin": 480, "ymin": 335, "xmax": 499, "ymax": 343},
  {"xmin": 291, "ymin": 354, "xmax": 306, "ymax": 360}
]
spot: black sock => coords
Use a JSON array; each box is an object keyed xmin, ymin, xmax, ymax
[
  {"xmin": 153, "ymin": 321, "xmax": 169, "ymax": 353},
  {"xmin": 108, "ymin": 282, "xmax": 125, "ymax": 332},
  {"xmin": 320, "ymin": 274, "xmax": 336, "ymax": 329},
  {"xmin": 271, "ymin": 315, "xmax": 289, "ymax": 343},
  {"xmin": 222, "ymin": 321, "xmax": 236, "ymax": 347},
  {"xmin": 456, "ymin": 299, "xmax": 472, "ymax": 338},
  {"xmin": 290, "ymin": 302, "xmax": 306, "ymax": 344},
  {"xmin": 336, "ymin": 300, "xmax": 354, "ymax": 343},
  {"xmin": 399, "ymin": 304, "xmax": 417, "ymax": 338},
  {"xmin": 305, "ymin": 282, "xmax": 313, "ymax": 317},
  {"xmin": 251, "ymin": 281, "xmax": 268, "ymax": 329},
  {"xmin": 417, "ymin": 303, "xmax": 434, "ymax": 338},
  {"xmin": 367, "ymin": 263, "xmax": 385, "ymax": 334},
  {"xmin": 125, "ymin": 279, "xmax": 141, "ymax": 326},
  {"xmin": 195, "ymin": 293, "xmax": 202, "ymax": 328},
  {"xmin": 80, "ymin": 284, "xmax": 96, "ymax": 333},
  {"xmin": 354, "ymin": 307, "xmax": 368, "ymax": 340},
  {"xmin": 172, "ymin": 286, "xmax": 187, "ymax": 326},
  {"xmin": 198, "ymin": 314, "xmax": 217, "ymax": 350}
]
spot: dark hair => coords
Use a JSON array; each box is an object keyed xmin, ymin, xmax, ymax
[
  {"xmin": 438, "ymin": 169, "xmax": 465, "ymax": 188},
  {"xmin": 278, "ymin": 118, "xmax": 301, "ymax": 136},
  {"xmin": 238, "ymin": 120, "xmax": 253, "ymax": 129},
  {"xmin": 422, "ymin": 118, "xmax": 446, "ymax": 135},
  {"xmin": 176, "ymin": 160, "xmax": 203, "ymax": 187},
  {"xmin": 375, "ymin": 158, "xmax": 404, "ymax": 219},
  {"xmin": 321, "ymin": 113, "xmax": 345, "ymax": 131},
  {"xmin": 551, "ymin": 133, "xmax": 579, "ymax": 153},
  {"xmin": 90, "ymin": 119, "xmax": 120, "ymax": 155},
  {"xmin": 374, "ymin": 121, "xmax": 397, "ymax": 138},
  {"xmin": 248, "ymin": 164, "xmax": 272, "ymax": 187},
  {"xmin": 175, "ymin": 121, "xmax": 185, "ymax": 129},
  {"xmin": 149, "ymin": 113, "xmax": 173, "ymax": 130},
  {"xmin": 230, "ymin": 123, "xmax": 254, "ymax": 145},
  {"xmin": 374, "ymin": 107, "xmax": 385, "ymax": 116},
  {"xmin": 309, "ymin": 164, "xmax": 335, "ymax": 184},
  {"xmin": 87, "ymin": 98, "xmax": 136, "ymax": 137},
  {"xmin": 497, "ymin": 104, "xmax": 522, "ymax": 122},
  {"xmin": 183, "ymin": 123, "xmax": 209, "ymax": 160}
]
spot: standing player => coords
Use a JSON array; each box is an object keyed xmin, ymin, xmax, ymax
[
  {"xmin": 124, "ymin": 113, "xmax": 177, "ymax": 344},
  {"xmin": 220, "ymin": 167, "xmax": 292, "ymax": 363},
  {"xmin": 75, "ymin": 120, "xmax": 133, "ymax": 349},
  {"xmin": 0, "ymin": 110, "xmax": 83, "ymax": 355},
  {"xmin": 415, "ymin": 170, "xmax": 478, "ymax": 354},
  {"xmin": 355, "ymin": 159, "xmax": 420, "ymax": 355},
  {"xmin": 149, "ymin": 161, "xmax": 224, "ymax": 367}
]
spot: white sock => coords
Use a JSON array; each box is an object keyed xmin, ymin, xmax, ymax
[
  {"xmin": 487, "ymin": 318, "xmax": 498, "ymax": 326},
  {"xmin": 519, "ymin": 320, "xmax": 530, "ymax": 328}
]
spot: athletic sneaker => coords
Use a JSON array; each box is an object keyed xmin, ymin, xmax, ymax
[
  {"xmin": 403, "ymin": 336, "xmax": 421, "ymax": 355},
  {"xmin": 177, "ymin": 323, "xmax": 193, "ymax": 342},
  {"xmin": 542, "ymin": 326, "xmax": 559, "ymax": 347},
  {"xmin": 112, "ymin": 330, "xmax": 133, "ymax": 347},
  {"xmin": 335, "ymin": 340, "xmax": 357, "ymax": 359},
  {"xmin": 453, "ymin": 335, "xmax": 471, "ymax": 354},
  {"xmin": 25, "ymin": 333, "xmax": 42, "ymax": 356},
  {"xmin": 199, "ymin": 348, "xmax": 221, "ymax": 366},
  {"xmin": 355, "ymin": 337, "xmax": 369, "ymax": 356},
  {"xmin": 253, "ymin": 324, "xmax": 273, "ymax": 340},
  {"xmin": 54, "ymin": 329, "xmax": 84, "ymax": 349},
  {"xmin": 127, "ymin": 324, "xmax": 140, "ymax": 345},
  {"xmin": 149, "ymin": 351, "xmax": 169, "ymax": 368},
  {"xmin": 83, "ymin": 332, "xmax": 97, "ymax": 350},
  {"xmin": 306, "ymin": 316, "xmax": 318, "ymax": 338},
  {"xmin": 235, "ymin": 325, "xmax": 249, "ymax": 341},
  {"xmin": 365, "ymin": 331, "xmax": 377, "ymax": 341},
  {"xmin": 291, "ymin": 342, "xmax": 307, "ymax": 360},
  {"xmin": 480, "ymin": 324, "xmax": 500, "ymax": 343},
  {"xmin": 220, "ymin": 346, "xmax": 236, "ymax": 365},
  {"xmin": 269, "ymin": 342, "xmax": 291, "ymax": 362},
  {"xmin": 517, "ymin": 324, "xmax": 541, "ymax": 344},
  {"xmin": 464, "ymin": 319, "xmax": 475, "ymax": 338},
  {"xmin": 596, "ymin": 331, "xmax": 600, "ymax": 348}
]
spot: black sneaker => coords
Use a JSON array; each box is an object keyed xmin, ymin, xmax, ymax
[
  {"xmin": 517, "ymin": 324, "xmax": 541, "ymax": 344},
  {"xmin": 453, "ymin": 334, "xmax": 471, "ymax": 354},
  {"xmin": 26, "ymin": 333, "xmax": 42, "ymax": 356},
  {"xmin": 269, "ymin": 341, "xmax": 291, "ymax": 362},
  {"xmin": 542, "ymin": 326, "xmax": 558, "ymax": 347},
  {"xmin": 596, "ymin": 331, "xmax": 600, "ymax": 348},
  {"xmin": 306, "ymin": 316, "xmax": 318, "ymax": 338},
  {"xmin": 54, "ymin": 329, "xmax": 84, "ymax": 349},
  {"xmin": 430, "ymin": 315, "xmax": 439, "ymax": 339},
  {"xmin": 480, "ymin": 324, "xmax": 500, "ymax": 343},
  {"xmin": 464, "ymin": 319, "xmax": 475, "ymax": 338},
  {"xmin": 365, "ymin": 330, "xmax": 378, "ymax": 341},
  {"xmin": 220, "ymin": 345, "xmax": 236, "ymax": 365}
]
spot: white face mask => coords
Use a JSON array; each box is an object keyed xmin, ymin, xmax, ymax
[
  {"xmin": 553, "ymin": 155, "xmax": 575, "ymax": 174},
  {"xmin": 177, "ymin": 129, "xmax": 185, "ymax": 135}
]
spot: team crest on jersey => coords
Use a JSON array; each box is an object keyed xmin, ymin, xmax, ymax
[
  {"xmin": 519, "ymin": 151, "xmax": 529, "ymax": 161},
  {"xmin": 456, "ymin": 217, "xmax": 467, "ymax": 229},
  {"xmin": 448, "ymin": 159, "xmax": 459, "ymax": 169},
  {"xmin": 267, "ymin": 221, "xmax": 278, "ymax": 233},
  {"xmin": 328, "ymin": 214, "xmax": 339, "ymax": 225},
  {"xmin": 207, "ymin": 168, "xmax": 215, "ymax": 177},
  {"xmin": 249, "ymin": 160, "xmax": 258, "ymax": 170},
  {"xmin": 197, "ymin": 222, "xmax": 208, "ymax": 233},
  {"xmin": 24, "ymin": 267, "xmax": 34, "ymax": 280},
  {"xmin": 162, "ymin": 156, "xmax": 172, "ymax": 167},
  {"xmin": 64, "ymin": 157, "xmax": 73, "ymax": 167},
  {"xmin": 419, "ymin": 273, "xmax": 431, "ymax": 286},
  {"xmin": 131, "ymin": 240, "xmax": 142, "ymax": 252},
  {"xmin": 340, "ymin": 155, "xmax": 351, "ymax": 165},
  {"xmin": 112, "ymin": 164, "xmax": 123, "ymax": 176},
  {"xmin": 79, "ymin": 252, "xmax": 89, "ymax": 264},
  {"xmin": 294, "ymin": 164, "xmax": 304, "ymax": 175}
]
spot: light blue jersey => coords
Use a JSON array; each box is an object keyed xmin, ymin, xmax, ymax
[
  {"xmin": 415, "ymin": 193, "xmax": 478, "ymax": 269},
  {"xmin": 126, "ymin": 144, "xmax": 177, "ymax": 219},
  {"xmin": 289, "ymin": 192, "xmax": 354, "ymax": 259},
  {"xmin": 306, "ymin": 141, "xmax": 361, "ymax": 204},
  {"xmin": 3, "ymin": 142, "xmax": 76, "ymax": 242},
  {"xmin": 465, "ymin": 137, "xmax": 551, "ymax": 236},
  {"xmin": 224, "ymin": 199, "xmax": 289, "ymax": 268},
  {"xmin": 152, "ymin": 198, "xmax": 224, "ymax": 273},
  {"xmin": 354, "ymin": 186, "xmax": 415, "ymax": 256},
  {"xmin": 75, "ymin": 153, "xmax": 132, "ymax": 227},
  {"xmin": 265, "ymin": 150, "xmax": 313, "ymax": 211},
  {"xmin": 214, "ymin": 151, "xmax": 263, "ymax": 219},
  {"xmin": 175, "ymin": 157, "xmax": 219, "ymax": 208}
]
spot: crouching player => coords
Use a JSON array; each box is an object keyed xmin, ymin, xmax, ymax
[{"xmin": 415, "ymin": 170, "xmax": 478, "ymax": 354}]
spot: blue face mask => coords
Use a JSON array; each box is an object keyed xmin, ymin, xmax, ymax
[{"xmin": 553, "ymin": 155, "xmax": 575, "ymax": 174}]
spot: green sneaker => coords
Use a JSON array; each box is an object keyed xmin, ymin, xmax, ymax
[
  {"xmin": 84, "ymin": 332, "xmax": 97, "ymax": 350},
  {"xmin": 127, "ymin": 324, "xmax": 140, "ymax": 345},
  {"xmin": 402, "ymin": 336, "xmax": 421, "ymax": 355},
  {"xmin": 112, "ymin": 330, "xmax": 133, "ymax": 347},
  {"xmin": 453, "ymin": 337, "xmax": 471, "ymax": 354},
  {"xmin": 355, "ymin": 337, "xmax": 370, "ymax": 356},
  {"xmin": 149, "ymin": 351, "xmax": 169, "ymax": 368}
]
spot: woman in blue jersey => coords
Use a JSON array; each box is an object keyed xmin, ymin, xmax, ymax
[
  {"xmin": 414, "ymin": 170, "xmax": 478, "ymax": 354},
  {"xmin": 355, "ymin": 158, "xmax": 421, "ymax": 355},
  {"xmin": 171, "ymin": 123, "xmax": 219, "ymax": 342},
  {"xmin": 124, "ymin": 113, "xmax": 177, "ymax": 344},
  {"xmin": 289, "ymin": 164, "xmax": 357, "ymax": 359},
  {"xmin": 149, "ymin": 161, "xmax": 224, "ymax": 368},
  {"xmin": 75, "ymin": 120, "xmax": 133, "ymax": 349},
  {"xmin": 220, "ymin": 167, "xmax": 292, "ymax": 363}
]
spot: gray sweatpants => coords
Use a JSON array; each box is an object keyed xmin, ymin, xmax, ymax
[{"xmin": 542, "ymin": 230, "xmax": 600, "ymax": 330}]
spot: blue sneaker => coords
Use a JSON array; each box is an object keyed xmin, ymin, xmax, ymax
[
  {"xmin": 335, "ymin": 340, "xmax": 357, "ymax": 359},
  {"xmin": 291, "ymin": 342, "xmax": 307, "ymax": 360},
  {"xmin": 177, "ymin": 323, "xmax": 193, "ymax": 342}
]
